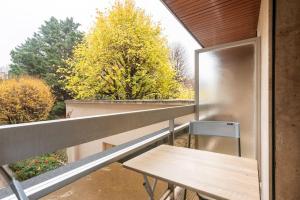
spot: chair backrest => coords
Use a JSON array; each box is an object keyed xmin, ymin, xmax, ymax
[{"xmin": 189, "ymin": 121, "xmax": 240, "ymax": 139}]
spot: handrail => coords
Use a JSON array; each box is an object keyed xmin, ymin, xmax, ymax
[
  {"xmin": 0, "ymin": 104, "xmax": 202, "ymax": 166},
  {"xmin": 0, "ymin": 124, "xmax": 190, "ymax": 200}
]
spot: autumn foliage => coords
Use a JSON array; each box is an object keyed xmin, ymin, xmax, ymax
[
  {"xmin": 0, "ymin": 77, "xmax": 54, "ymax": 124},
  {"xmin": 62, "ymin": 0, "xmax": 180, "ymax": 100}
]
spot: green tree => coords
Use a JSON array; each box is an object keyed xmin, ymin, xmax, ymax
[
  {"xmin": 63, "ymin": 0, "xmax": 179, "ymax": 100},
  {"xmin": 9, "ymin": 17, "xmax": 83, "ymax": 101}
]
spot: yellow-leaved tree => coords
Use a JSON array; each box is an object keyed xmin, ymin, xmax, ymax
[{"xmin": 61, "ymin": 0, "xmax": 180, "ymax": 100}]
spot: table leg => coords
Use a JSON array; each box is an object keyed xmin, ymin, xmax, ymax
[
  {"xmin": 183, "ymin": 188, "xmax": 187, "ymax": 200},
  {"xmin": 196, "ymin": 192, "xmax": 209, "ymax": 200},
  {"xmin": 143, "ymin": 175, "xmax": 157, "ymax": 200},
  {"xmin": 195, "ymin": 135, "xmax": 199, "ymax": 149},
  {"xmin": 167, "ymin": 184, "xmax": 175, "ymax": 199}
]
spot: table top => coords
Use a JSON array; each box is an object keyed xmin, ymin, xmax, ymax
[{"xmin": 123, "ymin": 145, "xmax": 260, "ymax": 200}]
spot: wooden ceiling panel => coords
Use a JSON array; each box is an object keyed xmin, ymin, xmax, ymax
[{"xmin": 162, "ymin": 0, "xmax": 261, "ymax": 47}]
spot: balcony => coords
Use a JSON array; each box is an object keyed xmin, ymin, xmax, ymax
[{"xmin": 1, "ymin": 0, "xmax": 297, "ymax": 199}]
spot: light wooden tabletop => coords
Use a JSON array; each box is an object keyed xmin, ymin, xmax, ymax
[{"xmin": 123, "ymin": 145, "xmax": 260, "ymax": 200}]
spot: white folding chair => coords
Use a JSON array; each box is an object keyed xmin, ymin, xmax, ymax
[{"xmin": 188, "ymin": 121, "xmax": 241, "ymax": 156}]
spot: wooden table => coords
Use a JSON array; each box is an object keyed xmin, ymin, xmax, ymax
[{"xmin": 123, "ymin": 145, "xmax": 260, "ymax": 200}]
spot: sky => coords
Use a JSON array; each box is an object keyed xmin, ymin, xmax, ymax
[{"xmin": 0, "ymin": 0, "xmax": 201, "ymax": 75}]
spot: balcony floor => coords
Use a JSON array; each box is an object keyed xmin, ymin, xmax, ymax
[{"xmin": 43, "ymin": 162, "xmax": 167, "ymax": 200}]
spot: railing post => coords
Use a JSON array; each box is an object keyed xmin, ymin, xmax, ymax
[
  {"xmin": 168, "ymin": 119, "xmax": 175, "ymax": 146},
  {"xmin": 195, "ymin": 49, "xmax": 200, "ymax": 149},
  {"xmin": 168, "ymin": 119, "xmax": 175, "ymax": 199},
  {"xmin": 0, "ymin": 166, "xmax": 28, "ymax": 200},
  {"xmin": 195, "ymin": 49, "xmax": 200, "ymax": 121}
]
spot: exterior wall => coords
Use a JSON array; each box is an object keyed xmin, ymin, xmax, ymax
[
  {"xmin": 257, "ymin": 0, "xmax": 273, "ymax": 199},
  {"xmin": 65, "ymin": 100, "xmax": 194, "ymax": 162},
  {"xmin": 275, "ymin": 0, "xmax": 300, "ymax": 199}
]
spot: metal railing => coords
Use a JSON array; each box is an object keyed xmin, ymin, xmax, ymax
[{"xmin": 0, "ymin": 104, "xmax": 213, "ymax": 199}]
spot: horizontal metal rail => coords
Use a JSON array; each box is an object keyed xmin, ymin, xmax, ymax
[
  {"xmin": 0, "ymin": 124, "xmax": 190, "ymax": 200},
  {"xmin": 0, "ymin": 105, "xmax": 201, "ymax": 165}
]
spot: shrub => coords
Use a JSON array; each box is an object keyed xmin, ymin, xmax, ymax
[
  {"xmin": 0, "ymin": 77, "xmax": 54, "ymax": 123},
  {"xmin": 9, "ymin": 153, "xmax": 65, "ymax": 181}
]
